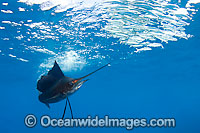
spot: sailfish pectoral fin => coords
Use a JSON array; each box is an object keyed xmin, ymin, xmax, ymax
[{"xmin": 68, "ymin": 87, "xmax": 79, "ymax": 94}]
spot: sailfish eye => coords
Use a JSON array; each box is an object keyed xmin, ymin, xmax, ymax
[
  {"xmin": 72, "ymin": 80, "xmax": 78, "ymax": 84},
  {"xmin": 69, "ymin": 81, "xmax": 73, "ymax": 86}
]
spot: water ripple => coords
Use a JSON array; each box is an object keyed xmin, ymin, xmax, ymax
[{"xmin": 0, "ymin": 0, "xmax": 200, "ymax": 71}]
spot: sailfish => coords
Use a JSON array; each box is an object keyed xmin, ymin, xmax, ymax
[{"xmin": 37, "ymin": 61, "xmax": 110, "ymax": 119}]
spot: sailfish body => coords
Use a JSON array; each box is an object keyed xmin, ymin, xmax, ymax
[
  {"xmin": 38, "ymin": 76, "xmax": 85, "ymax": 106},
  {"xmin": 37, "ymin": 61, "xmax": 109, "ymax": 108}
]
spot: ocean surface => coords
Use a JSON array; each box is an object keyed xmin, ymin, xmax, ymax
[{"xmin": 0, "ymin": 0, "xmax": 200, "ymax": 132}]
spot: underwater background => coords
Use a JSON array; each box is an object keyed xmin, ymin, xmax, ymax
[{"xmin": 0, "ymin": 0, "xmax": 200, "ymax": 132}]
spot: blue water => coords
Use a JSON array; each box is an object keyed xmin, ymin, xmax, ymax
[{"xmin": 0, "ymin": 0, "xmax": 200, "ymax": 132}]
